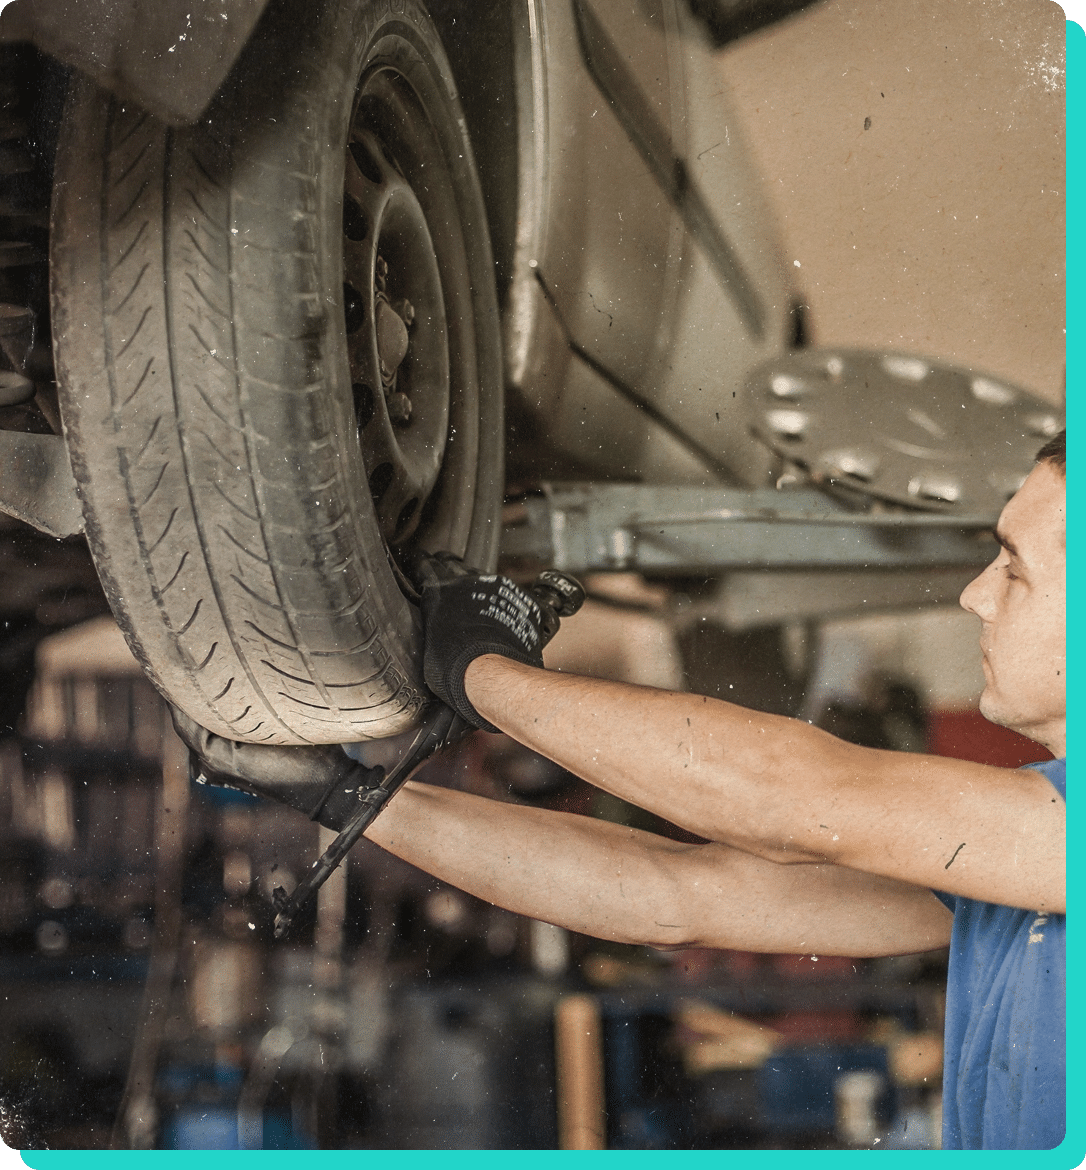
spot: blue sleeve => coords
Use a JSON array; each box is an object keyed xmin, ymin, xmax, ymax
[{"xmin": 1027, "ymin": 757, "xmax": 1065, "ymax": 799}]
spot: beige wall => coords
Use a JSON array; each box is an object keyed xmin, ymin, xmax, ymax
[
  {"xmin": 714, "ymin": 2, "xmax": 1064, "ymax": 711},
  {"xmin": 719, "ymin": 0, "xmax": 1065, "ymax": 403}
]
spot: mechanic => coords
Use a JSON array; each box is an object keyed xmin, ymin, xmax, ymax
[{"xmin": 365, "ymin": 430, "xmax": 1066, "ymax": 1151}]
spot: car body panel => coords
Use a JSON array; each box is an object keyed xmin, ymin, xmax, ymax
[
  {"xmin": 504, "ymin": 0, "xmax": 794, "ymax": 484},
  {"xmin": 1, "ymin": 0, "xmax": 798, "ymax": 494},
  {"xmin": 0, "ymin": 0, "xmax": 269, "ymax": 125}
]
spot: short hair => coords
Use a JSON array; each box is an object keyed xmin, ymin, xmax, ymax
[{"xmin": 1035, "ymin": 428, "xmax": 1065, "ymax": 472}]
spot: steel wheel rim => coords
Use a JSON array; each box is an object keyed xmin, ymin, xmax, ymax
[{"xmin": 344, "ymin": 64, "xmax": 476, "ymax": 554}]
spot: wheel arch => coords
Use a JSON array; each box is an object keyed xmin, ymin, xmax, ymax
[{"xmin": 425, "ymin": 0, "xmax": 527, "ymax": 311}]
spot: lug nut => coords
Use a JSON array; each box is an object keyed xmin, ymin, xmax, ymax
[
  {"xmin": 0, "ymin": 370, "xmax": 34, "ymax": 406},
  {"xmin": 387, "ymin": 392, "xmax": 412, "ymax": 426}
]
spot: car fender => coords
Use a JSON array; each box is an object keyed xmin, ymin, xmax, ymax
[
  {"xmin": 439, "ymin": 0, "xmax": 795, "ymax": 485},
  {"xmin": 0, "ymin": 0, "xmax": 269, "ymax": 125}
]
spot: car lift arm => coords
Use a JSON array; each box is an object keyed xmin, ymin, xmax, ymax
[{"xmin": 500, "ymin": 483, "xmax": 996, "ymax": 576}]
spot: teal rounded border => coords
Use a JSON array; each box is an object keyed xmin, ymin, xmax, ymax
[
  {"xmin": 11, "ymin": 15, "xmax": 1081, "ymax": 1170},
  {"xmin": 1062, "ymin": 0, "xmax": 1086, "ymax": 31}
]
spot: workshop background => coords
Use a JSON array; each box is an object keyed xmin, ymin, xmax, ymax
[{"xmin": 0, "ymin": 0, "xmax": 1064, "ymax": 1151}]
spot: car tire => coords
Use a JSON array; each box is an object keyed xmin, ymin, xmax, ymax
[{"xmin": 50, "ymin": 0, "xmax": 503, "ymax": 745}]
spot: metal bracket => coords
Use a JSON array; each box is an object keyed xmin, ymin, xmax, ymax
[
  {"xmin": 271, "ymin": 705, "xmax": 469, "ymax": 938},
  {"xmin": 0, "ymin": 430, "xmax": 84, "ymax": 539},
  {"xmin": 500, "ymin": 483, "xmax": 996, "ymax": 575}
]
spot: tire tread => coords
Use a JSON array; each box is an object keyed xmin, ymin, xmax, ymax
[{"xmin": 52, "ymin": 0, "xmax": 501, "ymax": 743}]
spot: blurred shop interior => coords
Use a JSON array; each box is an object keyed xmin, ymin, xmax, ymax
[
  {"xmin": 0, "ymin": 581, "xmax": 1052, "ymax": 1150},
  {"xmin": 0, "ymin": 0, "xmax": 1064, "ymax": 1153}
]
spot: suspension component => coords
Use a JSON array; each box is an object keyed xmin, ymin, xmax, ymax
[{"xmin": 0, "ymin": 49, "xmax": 82, "ymax": 538}]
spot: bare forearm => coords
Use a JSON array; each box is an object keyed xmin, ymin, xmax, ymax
[
  {"xmin": 365, "ymin": 780, "xmax": 952, "ymax": 956},
  {"xmin": 463, "ymin": 654, "xmax": 844, "ymax": 856},
  {"xmin": 365, "ymin": 780, "xmax": 694, "ymax": 947},
  {"xmin": 463, "ymin": 656, "xmax": 1065, "ymax": 913}
]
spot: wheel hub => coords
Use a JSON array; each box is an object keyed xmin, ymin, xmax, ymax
[{"xmin": 376, "ymin": 295, "xmax": 410, "ymax": 387}]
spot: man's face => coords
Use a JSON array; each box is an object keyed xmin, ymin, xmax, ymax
[{"xmin": 959, "ymin": 460, "xmax": 1066, "ymax": 754}]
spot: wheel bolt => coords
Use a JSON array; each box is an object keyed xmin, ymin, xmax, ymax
[
  {"xmin": 0, "ymin": 370, "xmax": 33, "ymax": 406},
  {"xmin": 387, "ymin": 391, "xmax": 412, "ymax": 426}
]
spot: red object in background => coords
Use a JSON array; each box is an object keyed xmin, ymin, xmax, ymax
[
  {"xmin": 928, "ymin": 709, "xmax": 1053, "ymax": 767},
  {"xmin": 767, "ymin": 1010, "xmax": 866, "ymax": 1044}
]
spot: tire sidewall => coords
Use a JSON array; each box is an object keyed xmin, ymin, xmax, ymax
[
  {"xmin": 53, "ymin": 0, "xmax": 503, "ymax": 743},
  {"xmin": 219, "ymin": 0, "xmax": 503, "ymax": 647}
]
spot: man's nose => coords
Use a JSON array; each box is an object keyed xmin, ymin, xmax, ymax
[{"xmin": 960, "ymin": 561, "xmax": 994, "ymax": 620}]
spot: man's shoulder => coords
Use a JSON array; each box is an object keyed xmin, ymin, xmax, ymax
[{"xmin": 1024, "ymin": 757, "xmax": 1065, "ymax": 800}]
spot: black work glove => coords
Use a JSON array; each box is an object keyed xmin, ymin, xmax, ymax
[
  {"xmin": 417, "ymin": 554, "xmax": 580, "ymax": 732},
  {"xmin": 170, "ymin": 706, "xmax": 385, "ymax": 831}
]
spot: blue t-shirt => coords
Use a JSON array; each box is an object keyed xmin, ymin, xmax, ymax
[{"xmin": 933, "ymin": 757, "xmax": 1065, "ymax": 1150}]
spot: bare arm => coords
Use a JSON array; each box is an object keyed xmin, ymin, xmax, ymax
[
  {"xmin": 463, "ymin": 656, "xmax": 1065, "ymax": 914},
  {"xmin": 366, "ymin": 780, "xmax": 952, "ymax": 956}
]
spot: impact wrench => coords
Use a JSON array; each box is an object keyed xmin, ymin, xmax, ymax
[{"xmin": 174, "ymin": 566, "xmax": 586, "ymax": 938}]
